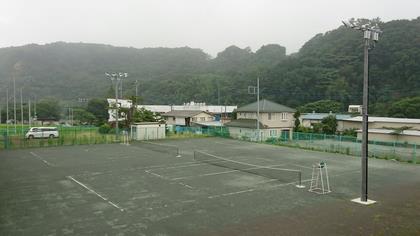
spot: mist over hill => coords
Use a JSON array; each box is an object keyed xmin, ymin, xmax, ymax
[{"xmin": 0, "ymin": 17, "xmax": 419, "ymax": 114}]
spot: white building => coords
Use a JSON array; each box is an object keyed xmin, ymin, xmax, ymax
[
  {"xmin": 161, "ymin": 110, "xmax": 215, "ymax": 126},
  {"xmin": 107, "ymin": 99, "xmax": 133, "ymax": 122}
]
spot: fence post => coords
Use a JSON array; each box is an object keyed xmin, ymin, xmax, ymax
[
  {"xmin": 3, "ymin": 132, "xmax": 8, "ymax": 150},
  {"xmin": 413, "ymin": 144, "xmax": 417, "ymax": 164}
]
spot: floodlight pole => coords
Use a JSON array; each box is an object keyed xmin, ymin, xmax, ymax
[
  {"xmin": 106, "ymin": 72, "xmax": 128, "ymax": 141},
  {"xmin": 257, "ymin": 77, "xmax": 260, "ymax": 142},
  {"xmin": 20, "ymin": 88, "xmax": 23, "ymax": 134},
  {"xmin": 343, "ymin": 19, "xmax": 381, "ymax": 204},
  {"xmin": 13, "ymin": 73, "xmax": 16, "ymax": 134},
  {"xmin": 361, "ymin": 35, "xmax": 369, "ymax": 202},
  {"xmin": 28, "ymin": 99, "xmax": 31, "ymax": 127},
  {"xmin": 6, "ymin": 89, "xmax": 9, "ymax": 136}
]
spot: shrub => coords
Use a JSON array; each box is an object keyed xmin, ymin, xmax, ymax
[{"xmin": 99, "ymin": 124, "xmax": 111, "ymax": 134}]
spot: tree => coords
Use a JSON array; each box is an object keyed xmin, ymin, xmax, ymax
[
  {"xmin": 73, "ymin": 108, "xmax": 96, "ymax": 125},
  {"xmin": 293, "ymin": 110, "xmax": 301, "ymax": 131},
  {"xmin": 133, "ymin": 108, "xmax": 158, "ymax": 123},
  {"xmin": 321, "ymin": 115, "xmax": 338, "ymax": 134},
  {"xmin": 388, "ymin": 97, "xmax": 420, "ymax": 118},
  {"xmin": 36, "ymin": 98, "xmax": 61, "ymax": 120},
  {"xmin": 298, "ymin": 100, "xmax": 343, "ymax": 113},
  {"xmin": 87, "ymin": 98, "xmax": 109, "ymax": 125}
]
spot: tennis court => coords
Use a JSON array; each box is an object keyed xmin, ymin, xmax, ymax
[{"xmin": 1, "ymin": 137, "xmax": 420, "ymax": 235}]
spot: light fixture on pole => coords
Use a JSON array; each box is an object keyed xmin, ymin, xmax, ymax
[
  {"xmin": 343, "ymin": 19, "xmax": 381, "ymax": 205},
  {"xmin": 105, "ymin": 72, "xmax": 128, "ymax": 140}
]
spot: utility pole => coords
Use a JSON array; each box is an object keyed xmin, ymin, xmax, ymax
[
  {"xmin": 33, "ymin": 95, "xmax": 37, "ymax": 122},
  {"xmin": 20, "ymin": 88, "xmax": 23, "ymax": 134},
  {"xmin": 6, "ymin": 89, "xmax": 9, "ymax": 136},
  {"xmin": 343, "ymin": 19, "xmax": 381, "ymax": 205},
  {"xmin": 217, "ymin": 81, "xmax": 220, "ymax": 105},
  {"xmin": 257, "ymin": 77, "xmax": 260, "ymax": 142},
  {"xmin": 135, "ymin": 80, "xmax": 139, "ymax": 105},
  {"xmin": 13, "ymin": 73, "xmax": 16, "ymax": 134},
  {"xmin": 105, "ymin": 72, "xmax": 128, "ymax": 140},
  {"xmin": 248, "ymin": 77, "xmax": 260, "ymax": 142},
  {"xmin": 28, "ymin": 99, "xmax": 31, "ymax": 127}
]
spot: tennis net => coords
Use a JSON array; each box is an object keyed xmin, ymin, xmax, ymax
[
  {"xmin": 194, "ymin": 150, "xmax": 303, "ymax": 186},
  {"xmin": 138, "ymin": 141, "xmax": 181, "ymax": 157}
]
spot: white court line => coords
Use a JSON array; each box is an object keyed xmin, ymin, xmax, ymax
[
  {"xmin": 207, "ymin": 169, "xmax": 361, "ymax": 199},
  {"xmin": 171, "ymin": 164, "xmax": 288, "ymax": 181},
  {"xmin": 208, "ymin": 189, "xmax": 256, "ymax": 199},
  {"xmin": 290, "ymin": 164, "xmax": 313, "ymax": 170},
  {"xmin": 144, "ymin": 170, "xmax": 168, "ymax": 180},
  {"xmin": 67, "ymin": 176, "xmax": 124, "ymax": 212},
  {"xmin": 30, "ymin": 152, "xmax": 55, "ymax": 167},
  {"xmin": 178, "ymin": 182, "xmax": 194, "ymax": 189}
]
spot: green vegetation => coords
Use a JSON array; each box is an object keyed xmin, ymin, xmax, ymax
[
  {"xmin": 1, "ymin": 18, "xmax": 420, "ymax": 118},
  {"xmin": 388, "ymin": 97, "xmax": 420, "ymax": 118},
  {"xmin": 297, "ymin": 100, "xmax": 343, "ymax": 113}
]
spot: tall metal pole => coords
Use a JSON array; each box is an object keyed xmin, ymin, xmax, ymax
[
  {"xmin": 13, "ymin": 74, "xmax": 16, "ymax": 134},
  {"xmin": 33, "ymin": 95, "xmax": 37, "ymax": 121},
  {"xmin": 361, "ymin": 36, "xmax": 369, "ymax": 202},
  {"xmin": 6, "ymin": 89, "xmax": 9, "ymax": 135},
  {"xmin": 257, "ymin": 77, "xmax": 260, "ymax": 142},
  {"xmin": 20, "ymin": 88, "xmax": 23, "ymax": 134},
  {"xmin": 343, "ymin": 19, "xmax": 380, "ymax": 204},
  {"xmin": 106, "ymin": 72, "xmax": 127, "ymax": 141},
  {"xmin": 28, "ymin": 99, "xmax": 31, "ymax": 127},
  {"xmin": 115, "ymin": 79, "xmax": 119, "ymax": 140}
]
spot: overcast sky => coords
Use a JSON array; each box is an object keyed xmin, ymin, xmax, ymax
[{"xmin": 1, "ymin": 0, "xmax": 419, "ymax": 56}]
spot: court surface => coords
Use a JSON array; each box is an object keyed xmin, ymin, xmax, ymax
[{"xmin": 1, "ymin": 137, "xmax": 420, "ymax": 236}]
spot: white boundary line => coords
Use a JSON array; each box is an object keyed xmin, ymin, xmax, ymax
[
  {"xmin": 144, "ymin": 170, "xmax": 168, "ymax": 180},
  {"xmin": 30, "ymin": 152, "xmax": 55, "ymax": 167},
  {"xmin": 171, "ymin": 164, "xmax": 288, "ymax": 181},
  {"xmin": 178, "ymin": 182, "xmax": 194, "ymax": 189},
  {"xmin": 208, "ymin": 189, "xmax": 256, "ymax": 199},
  {"xmin": 67, "ymin": 176, "xmax": 124, "ymax": 212},
  {"xmin": 207, "ymin": 169, "xmax": 361, "ymax": 199}
]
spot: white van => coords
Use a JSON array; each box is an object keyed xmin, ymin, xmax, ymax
[{"xmin": 25, "ymin": 127, "xmax": 59, "ymax": 139}]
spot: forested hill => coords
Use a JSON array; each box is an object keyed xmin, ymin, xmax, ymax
[{"xmin": 0, "ymin": 17, "xmax": 419, "ymax": 115}]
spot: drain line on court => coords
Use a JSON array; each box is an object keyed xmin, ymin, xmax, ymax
[{"xmin": 67, "ymin": 176, "xmax": 124, "ymax": 212}]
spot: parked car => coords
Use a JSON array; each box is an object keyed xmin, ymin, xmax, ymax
[{"xmin": 25, "ymin": 127, "xmax": 59, "ymax": 139}]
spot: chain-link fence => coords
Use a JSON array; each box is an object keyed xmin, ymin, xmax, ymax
[
  {"xmin": 1, "ymin": 126, "xmax": 118, "ymax": 150},
  {"xmin": 266, "ymin": 132, "xmax": 418, "ymax": 164}
]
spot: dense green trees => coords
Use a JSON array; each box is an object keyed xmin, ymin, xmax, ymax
[
  {"xmin": 388, "ymin": 97, "xmax": 420, "ymax": 118},
  {"xmin": 87, "ymin": 98, "xmax": 109, "ymax": 125},
  {"xmin": 298, "ymin": 100, "xmax": 343, "ymax": 113},
  {"xmin": 0, "ymin": 17, "xmax": 419, "ymax": 118},
  {"xmin": 36, "ymin": 98, "xmax": 60, "ymax": 120}
]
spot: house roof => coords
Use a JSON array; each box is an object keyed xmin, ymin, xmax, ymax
[
  {"xmin": 302, "ymin": 113, "xmax": 352, "ymax": 121},
  {"xmin": 161, "ymin": 110, "xmax": 211, "ymax": 118},
  {"xmin": 224, "ymin": 119, "xmax": 266, "ymax": 129},
  {"xmin": 356, "ymin": 128, "xmax": 420, "ymax": 137},
  {"xmin": 345, "ymin": 116, "xmax": 420, "ymax": 124},
  {"xmin": 236, "ymin": 99, "xmax": 295, "ymax": 113}
]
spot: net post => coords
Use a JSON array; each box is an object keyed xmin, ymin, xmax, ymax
[
  {"xmin": 176, "ymin": 147, "xmax": 181, "ymax": 157},
  {"xmin": 296, "ymin": 171, "xmax": 305, "ymax": 188}
]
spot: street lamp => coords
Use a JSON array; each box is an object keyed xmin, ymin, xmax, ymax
[
  {"xmin": 343, "ymin": 19, "xmax": 381, "ymax": 205},
  {"xmin": 105, "ymin": 72, "xmax": 128, "ymax": 140}
]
